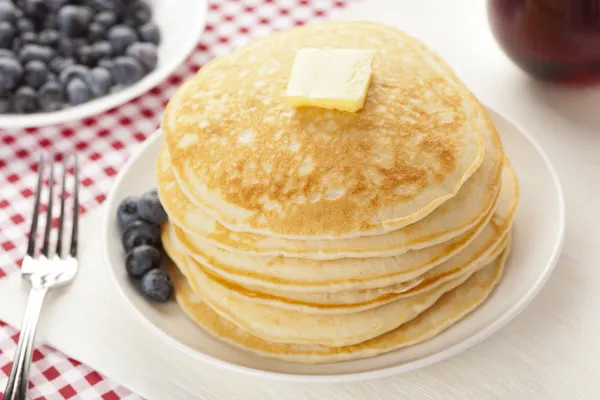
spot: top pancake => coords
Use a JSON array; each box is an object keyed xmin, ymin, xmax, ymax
[{"xmin": 163, "ymin": 21, "xmax": 485, "ymax": 239}]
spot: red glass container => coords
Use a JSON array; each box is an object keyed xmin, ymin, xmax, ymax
[{"xmin": 488, "ymin": 0, "xmax": 600, "ymax": 85}]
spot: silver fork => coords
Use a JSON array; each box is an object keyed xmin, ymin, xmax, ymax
[{"xmin": 3, "ymin": 155, "xmax": 80, "ymax": 400}]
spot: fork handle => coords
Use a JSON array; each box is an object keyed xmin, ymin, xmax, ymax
[{"xmin": 3, "ymin": 287, "xmax": 47, "ymax": 400}]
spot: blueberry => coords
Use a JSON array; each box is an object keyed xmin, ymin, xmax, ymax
[
  {"xmin": 22, "ymin": 0, "xmax": 46, "ymax": 22},
  {"xmin": 20, "ymin": 31, "xmax": 38, "ymax": 46},
  {"xmin": 107, "ymin": 25, "xmax": 137, "ymax": 55},
  {"xmin": 49, "ymin": 55, "xmax": 74, "ymax": 73},
  {"xmin": 45, "ymin": 0, "xmax": 69, "ymax": 11},
  {"xmin": 45, "ymin": 71, "xmax": 57, "ymax": 82},
  {"xmin": 13, "ymin": 86, "xmax": 37, "ymax": 113},
  {"xmin": 0, "ymin": 57, "xmax": 23, "ymax": 90},
  {"xmin": 38, "ymin": 29, "xmax": 59, "ymax": 47},
  {"xmin": 94, "ymin": 10, "xmax": 116, "ymax": 29},
  {"xmin": 122, "ymin": 219, "xmax": 161, "ymax": 252},
  {"xmin": 0, "ymin": 96, "xmax": 10, "ymax": 113},
  {"xmin": 140, "ymin": 269, "xmax": 172, "ymax": 302},
  {"xmin": 97, "ymin": 57, "xmax": 115, "ymax": 73},
  {"xmin": 59, "ymin": 64, "xmax": 89, "ymax": 84},
  {"xmin": 117, "ymin": 196, "xmax": 141, "ymax": 229},
  {"xmin": 42, "ymin": 12, "xmax": 58, "ymax": 30},
  {"xmin": 0, "ymin": 21, "xmax": 14, "ymax": 48},
  {"xmin": 0, "ymin": 48, "xmax": 15, "ymax": 59},
  {"xmin": 125, "ymin": 42, "xmax": 157, "ymax": 72},
  {"xmin": 137, "ymin": 191, "xmax": 167, "ymax": 225},
  {"xmin": 137, "ymin": 22, "xmax": 160, "ymax": 45},
  {"xmin": 58, "ymin": 5, "xmax": 92, "ymax": 38},
  {"xmin": 88, "ymin": 22, "xmax": 105, "ymax": 42},
  {"xmin": 11, "ymin": 37, "xmax": 22, "ymax": 53},
  {"xmin": 88, "ymin": 0, "xmax": 122, "ymax": 12},
  {"xmin": 58, "ymin": 37, "xmax": 81, "ymax": 58},
  {"xmin": 0, "ymin": 2, "xmax": 17, "ymax": 24},
  {"xmin": 112, "ymin": 56, "xmax": 144, "ymax": 85},
  {"xmin": 91, "ymin": 40, "xmax": 112, "ymax": 60},
  {"xmin": 125, "ymin": 244, "xmax": 161, "ymax": 279},
  {"xmin": 85, "ymin": 66, "xmax": 111, "ymax": 96},
  {"xmin": 19, "ymin": 44, "xmax": 55, "ymax": 63},
  {"xmin": 16, "ymin": 17, "xmax": 35, "ymax": 33},
  {"xmin": 24, "ymin": 59, "xmax": 48, "ymax": 89},
  {"xmin": 65, "ymin": 77, "xmax": 89, "ymax": 105},
  {"xmin": 125, "ymin": 2, "xmax": 151, "ymax": 27},
  {"xmin": 77, "ymin": 45, "xmax": 96, "ymax": 66},
  {"xmin": 37, "ymin": 80, "xmax": 63, "ymax": 111}
]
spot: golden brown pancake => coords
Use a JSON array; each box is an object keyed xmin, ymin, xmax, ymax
[{"xmin": 162, "ymin": 21, "xmax": 485, "ymax": 239}]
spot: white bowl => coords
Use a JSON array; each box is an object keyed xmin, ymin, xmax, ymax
[
  {"xmin": 102, "ymin": 106, "xmax": 565, "ymax": 383},
  {"xmin": 0, "ymin": 0, "xmax": 207, "ymax": 129}
]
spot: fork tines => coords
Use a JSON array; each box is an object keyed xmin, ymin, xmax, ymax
[{"xmin": 26, "ymin": 155, "xmax": 80, "ymax": 259}]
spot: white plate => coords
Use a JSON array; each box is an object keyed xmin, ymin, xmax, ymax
[
  {"xmin": 102, "ymin": 107, "xmax": 565, "ymax": 383},
  {"xmin": 0, "ymin": 0, "xmax": 207, "ymax": 129}
]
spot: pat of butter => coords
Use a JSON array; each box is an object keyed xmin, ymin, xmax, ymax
[{"xmin": 285, "ymin": 48, "xmax": 375, "ymax": 113}]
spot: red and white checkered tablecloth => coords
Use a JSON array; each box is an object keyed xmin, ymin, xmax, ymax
[{"xmin": 0, "ymin": 1, "xmax": 352, "ymax": 398}]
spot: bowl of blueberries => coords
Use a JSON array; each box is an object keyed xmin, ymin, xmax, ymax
[{"xmin": 0, "ymin": 0, "xmax": 207, "ymax": 128}]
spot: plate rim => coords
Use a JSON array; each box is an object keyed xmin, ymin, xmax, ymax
[
  {"xmin": 0, "ymin": 0, "xmax": 208, "ymax": 129},
  {"xmin": 102, "ymin": 105, "xmax": 566, "ymax": 383}
]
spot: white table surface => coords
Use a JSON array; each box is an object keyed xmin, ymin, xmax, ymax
[{"xmin": 1, "ymin": 1, "xmax": 598, "ymax": 399}]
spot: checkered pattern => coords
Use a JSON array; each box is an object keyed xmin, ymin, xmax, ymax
[{"xmin": 0, "ymin": 1, "xmax": 352, "ymax": 398}]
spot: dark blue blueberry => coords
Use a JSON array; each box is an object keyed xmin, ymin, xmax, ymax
[
  {"xmin": 92, "ymin": 41, "xmax": 112, "ymax": 60},
  {"xmin": 59, "ymin": 64, "xmax": 89, "ymax": 84},
  {"xmin": 24, "ymin": 59, "xmax": 48, "ymax": 89},
  {"xmin": 58, "ymin": 5, "xmax": 92, "ymax": 38},
  {"xmin": 0, "ymin": 2, "xmax": 18, "ymax": 24},
  {"xmin": 65, "ymin": 77, "xmax": 89, "ymax": 105},
  {"xmin": 137, "ymin": 22, "xmax": 160, "ymax": 45},
  {"xmin": 0, "ymin": 21, "xmax": 15, "ymax": 48},
  {"xmin": 45, "ymin": 71, "xmax": 57, "ymax": 82},
  {"xmin": 97, "ymin": 57, "xmax": 115, "ymax": 73},
  {"xmin": 20, "ymin": 31, "xmax": 38, "ymax": 46},
  {"xmin": 19, "ymin": 44, "xmax": 55, "ymax": 64},
  {"xmin": 42, "ymin": 12, "xmax": 58, "ymax": 30},
  {"xmin": 38, "ymin": 29, "xmax": 59, "ymax": 47},
  {"xmin": 125, "ymin": 244, "xmax": 161, "ymax": 279},
  {"xmin": 117, "ymin": 196, "xmax": 141, "ymax": 229},
  {"xmin": 85, "ymin": 66, "xmax": 111, "ymax": 96},
  {"xmin": 76, "ymin": 44, "xmax": 96, "ymax": 66},
  {"xmin": 137, "ymin": 191, "xmax": 167, "ymax": 225},
  {"xmin": 88, "ymin": 0, "xmax": 121, "ymax": 12},
  {"xmin": 112, "ymin": 56, "xmax": 144, "ymax": 85},
  {"xmin": 94, "ymin": 10, "xmax": 117, "ymax": 29},
  {"xmin": 125, "ymin": 42, "xmax": 157, "ymax": 72},
  {"xmin": 49, "ymin": 55, "xmax": 74, "ymax": 74},
  {"xmin": 121, "ymin": 219, "xmax": 161, "ymax": 253},
  {"xmin": 0, "ymin": 95, "xmax": 11, "ymax": 113},
  {"xmin": 11, "ymin": 37, "xmax": 22, "ymax": 54},
  {"xmin": 37, "ymin": 80, "xmax": 64, "ymax": 111},
  {"xmin": 45, "ymin": 0, "xmax": 69, "ymax": 11},
  {"xmin": 148, "ymin": 189, "xmax": 158, "ymax": 198},
  {"xmin": 125, "ymin": 2, "xmax": 151, "ymax": 27},
  {"xmin": 88, "ymin": 22, "xmax": 105, "ymax": 42},
  {"xmin": 22, "ymin": 0, "xmax": 47, "ymax": 22},
  {"xmin": 140, "ymin": 269, "xmax": 172, "ymax": 302},
  {"xmin": 107, "ymin": 25, "xmax": 137, "ymax": 55},
  {"xmin": 16, "ymin": 17, "xmax": 35, "ymax": 33},
  {"xmin": 58, "ymin": 37, "xmax": 78, "ymax": 57},
  {"xmin": 0, "ymin": 57, "xmax": 23, "ymax": 90},
  {"xmin": 0, "ymin": 48, "xmax": 15, "ymax": 59},
  {"xmin": 13, "ymin": 86, "xmax": 37, "ymax": 113}
]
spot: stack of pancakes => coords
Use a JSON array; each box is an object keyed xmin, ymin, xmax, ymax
[{"xmin": 157, "ymin": 21, "xmax": 519, "ymax": 364}]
